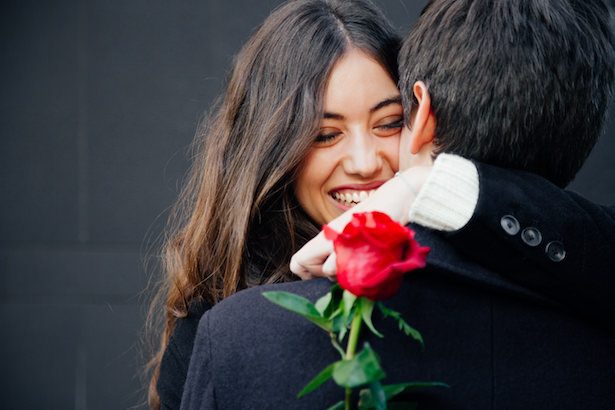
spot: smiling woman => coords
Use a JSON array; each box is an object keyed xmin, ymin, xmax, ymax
[
  {"xmin": 295, "ymin": 49, "xmax": 402, "ymax": 225},
  {"xmin": 147, "ymin": 1, "xmax": 402, "ymax": 408}
]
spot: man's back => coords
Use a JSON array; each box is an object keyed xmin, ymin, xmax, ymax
[{"xmin": 181, "ymin": 233, "xmax": 615, "ymax": 409}]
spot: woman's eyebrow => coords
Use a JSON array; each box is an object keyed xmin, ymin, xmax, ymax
[
  {"xmin": 323, "ymin": 112, "xmax": 344, "ymax": 120},
  {"xmin": 370, "ymin": 96, "xmax": 402, "ymax": 113},
  {"xmin": 322, "ymin": 95, "xmax": 402, "ymax": 119}
]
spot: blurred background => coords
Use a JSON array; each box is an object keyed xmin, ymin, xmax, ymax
[{"xmin": 1, "ymin": 0, "xmax": 614, "ymax": 408}]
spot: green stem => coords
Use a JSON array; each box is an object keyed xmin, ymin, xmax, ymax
[{"xmin": 344, "ymin": 302, "xmax": 363, "ymax": 410}]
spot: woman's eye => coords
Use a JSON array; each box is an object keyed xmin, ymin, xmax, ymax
[
  {"xmin": 314, "ymin": 131, "xmax": 342, "ymax": 145},
  {"xmin": 376, "ymin": 119, "xmax": 403, "ymax": 131},
  {"xmin": 374, "ymin": 116, "xmax": 403, "ymax": 137}
]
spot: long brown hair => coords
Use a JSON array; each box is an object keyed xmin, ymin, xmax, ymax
[{"xmin": 146, "ymin": 0, "xmax": 400, "ymax": 407}]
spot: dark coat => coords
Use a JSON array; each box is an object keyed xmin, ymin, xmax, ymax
[
  {"xmin": 180, "ymin": 230, "xmax": 615, "ymax": 409},
  {"xmin": 160, "ymin": 163, "xmax": 615, "ymax": 409}
]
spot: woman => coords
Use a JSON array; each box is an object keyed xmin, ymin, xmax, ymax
[{"xmin": 148, "ymin": 1, "xmax": 403, "ymax": 408}]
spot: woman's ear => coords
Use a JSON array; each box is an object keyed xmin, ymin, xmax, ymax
[{"xmin": 408, "ymin": 81, "xmax": 436, "ymax": 155}]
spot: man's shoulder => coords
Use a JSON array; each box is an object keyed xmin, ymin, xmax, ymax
[
  {"xmin": 214, "ymin": 279, "xmax": 331, "ymax": 314},
  {"xmin": 186, "ymin": 279, "xmax": 349, "ymax": 408},
  {"xmin": 197, "ymin": 279, "xmax": 332, "ymax": 338}
]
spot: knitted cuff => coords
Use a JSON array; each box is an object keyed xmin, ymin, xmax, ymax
[{"xmin": 409, "ymin": 154, "xmax": 479, "ymax": 232}]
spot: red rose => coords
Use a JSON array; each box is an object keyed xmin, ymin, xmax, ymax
[{"xmin": 323, "ymin": 211, "xmax": 430, "ymax": 301}]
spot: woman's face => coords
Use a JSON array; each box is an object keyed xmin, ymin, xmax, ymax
[{"xmin": 295, "ymin": 49, "xmax": 401, "ymax": 225}]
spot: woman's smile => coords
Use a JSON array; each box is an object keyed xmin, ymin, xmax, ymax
[{"xmin": 328, "ymin": 180, "xmax": 387, "ymax": 210}]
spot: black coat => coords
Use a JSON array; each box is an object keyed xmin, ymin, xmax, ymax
[
  {"xmin": 180, "ymin": 232, "xmax": 615, "ymax": 409},
  {"xmin": 159, "ymin": 163, "xmax": 615, "ymax": 409}
]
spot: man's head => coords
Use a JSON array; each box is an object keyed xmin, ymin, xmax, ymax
[{"xmin": 399, "ymin": 0, "xmax": 615, "ymax": 187}]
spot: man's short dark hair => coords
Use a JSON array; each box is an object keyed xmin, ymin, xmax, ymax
[{"xmin": 400, "ymin": 0, "xmax": 615, "ymax": 187}]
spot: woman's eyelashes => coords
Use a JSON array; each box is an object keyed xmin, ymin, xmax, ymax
[
  {"xmin": 373, "ymin": 117, "xmax": 403, "ymax": 136},
  {"xmin": 315, "ymin": 117, "xmax": 402, "ymax": 145},
  {"xmin": 376, "ymin": 118, "xmax": 403, "ymax": 130},
  {"xmin": 315, "ymin": 130, "xmax": 342, "ymax": 145}
]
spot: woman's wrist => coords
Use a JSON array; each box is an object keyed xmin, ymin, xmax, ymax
[{"xmin": 395, "ymin": 166, "xmax": 432, "ymax": 224}]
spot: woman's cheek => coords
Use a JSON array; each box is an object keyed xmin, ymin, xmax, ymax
[{"xmin": 381, "ymin": 134, "xmax": 401, "ymax": 171}]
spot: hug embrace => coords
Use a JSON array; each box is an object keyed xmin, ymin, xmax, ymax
[{"xmin": 147, "ymin": 0, "xmax": 615, "ymax": 409}]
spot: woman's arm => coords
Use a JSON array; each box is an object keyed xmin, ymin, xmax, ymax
[{"xmin": 291, "ymin": 154, "xmax": 615, "ymax": 316}]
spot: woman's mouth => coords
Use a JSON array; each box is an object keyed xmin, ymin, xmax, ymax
[{"xmin": 329, "ymin": 189, "xmax": 377, "ymax": 208}]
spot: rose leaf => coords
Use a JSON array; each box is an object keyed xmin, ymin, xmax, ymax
[
  {"xmin": 342, "ymin": 290, "xmax": 358, "ymax": 323},
  {"xmin": 357, "ymin": 381, "xmax": 387, "ymax": 410},
  {"xmin": 315, "ymin": 291, "xmax": 332, "ymax": 316},
  {"xmin": 360, "ymin": 298, "xmax": 384, "ymax": 338},
  {"xmin": 377, "ymin": 302, "xmax": 423, "ymax": 348},
  {"xmin": 326, "ymin": 401, "xmax": 345, "ymax": 410},
  {"xmin": 262, "ymin": 291, "xmax": 331, "ymax": 331},
  {"xmin": 332, "ymin": 343, "xmax": 386, "ymax": 388},
  {"xmin": 297, "ymin": 361, "xmax": 338, "ymax": 398}
]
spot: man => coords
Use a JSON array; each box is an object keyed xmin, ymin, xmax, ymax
[{"xmin": 181, "ymin": 0, "xmax": 615, "ymax": 408}]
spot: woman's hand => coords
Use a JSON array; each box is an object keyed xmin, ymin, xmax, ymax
[{"xmin": 290, "ymin": 166, "xmax": 432, "ymax": 279}]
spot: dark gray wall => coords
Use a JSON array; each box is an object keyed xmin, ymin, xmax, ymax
[{"xmin": 1, "ymin": 1, "xmax": 613, "ymax": 409}]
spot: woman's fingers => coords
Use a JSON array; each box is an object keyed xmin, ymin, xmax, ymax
[
  {"xmin": 290, "ymin": 232, "xmax": 334, "ymax": 279},
  {"xmin": 322, "ymin": 253, "xmax": 337, "ymax": 279}
]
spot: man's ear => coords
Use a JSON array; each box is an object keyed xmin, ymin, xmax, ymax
[{"xmin": 408, "ymin": 81, "xmax": 436, "ymax": 155}]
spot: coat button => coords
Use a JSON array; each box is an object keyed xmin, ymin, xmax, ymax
[
  {"xmin": 521, "ymin": 227, "xmax": 542, "ymax": 247},
  {"xmin": 500, "ymin": 215, "xmax": 520, "ymax": 235},
  {"xmin": 546, "ymin": 241, "xmax": 566, "ymax": 262}
]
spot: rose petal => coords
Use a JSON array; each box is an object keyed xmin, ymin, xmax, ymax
[{"xmin": 327, "ymin": 211, "xmax": 430, "ymax": 300}]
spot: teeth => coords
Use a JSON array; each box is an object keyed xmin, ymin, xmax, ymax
[{"xmin": 331, "ymin": 189, "xmax": 377, "ymax": 206}]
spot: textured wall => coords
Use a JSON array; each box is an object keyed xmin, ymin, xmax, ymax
[{"xmin": 1, "ymin": 1, "xmax": 613, "ymax": 409}]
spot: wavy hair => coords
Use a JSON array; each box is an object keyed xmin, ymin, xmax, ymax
[{"xmin": 146, "ymin": 0, "xmax": 400, "ymax": 407}]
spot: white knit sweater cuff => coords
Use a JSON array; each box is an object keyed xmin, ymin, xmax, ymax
[{"xmin": 408, "ymin": 153, "xmax": 479, "ymax": 232}]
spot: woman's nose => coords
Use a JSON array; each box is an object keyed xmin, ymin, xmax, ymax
[{"xmin": 342, "ymin": 133, "xmax": 382, "ymax": 177}]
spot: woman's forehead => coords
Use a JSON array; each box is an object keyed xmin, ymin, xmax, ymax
[{"xmin": 323, "ymin": 49, "xmax": 400, "ymax": 118}]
